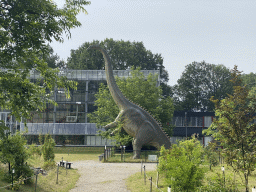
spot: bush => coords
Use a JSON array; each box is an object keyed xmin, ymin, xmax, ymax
[
  {"xmin": 158, "ymin": 136, "xmax": 205, "ymax": 191},
  {"xmin": 41, "ymin": 134, "xmax": 56, "ymax": 162},
  {"xmin": 42, "ymin": 160, "xmax": 56, "ymax": 170},
  {"xmin": 198, "ymin": 172, "xmax": 238, "ymax": 192}
]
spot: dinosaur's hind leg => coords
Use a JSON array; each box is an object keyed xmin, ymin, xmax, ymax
[
  {"xmin": 132, "ymin": 122, "xmax": 155, "ymax": 159},
  {"xmin": 132, "ymin": 138, "xmax": 143, "ymax": 159}
]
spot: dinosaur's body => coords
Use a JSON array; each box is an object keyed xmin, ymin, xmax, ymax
[{"xmin": 88, "ymin": 45, "xmax": 171, "ymax": 158}]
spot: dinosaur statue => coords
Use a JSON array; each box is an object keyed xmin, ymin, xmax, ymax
[{"xmin": 87, "ymin": 45, "xmax": 171, "ymax": 159}]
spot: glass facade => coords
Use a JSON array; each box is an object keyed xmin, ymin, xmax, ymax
[{"xmin": 3, "ymin": 69, "xmax": 160, "ymax": 146}]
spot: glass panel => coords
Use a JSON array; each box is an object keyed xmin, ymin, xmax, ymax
[{"xmin": 204, "ymin": 116, "xmax": 212, "ymax": 127}]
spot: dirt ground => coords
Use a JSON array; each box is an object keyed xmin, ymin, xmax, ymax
[{"xmin": 69, "ymin": 160, "xmax": 157, "ymax": 192}]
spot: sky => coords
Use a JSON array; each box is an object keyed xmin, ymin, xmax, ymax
[{"xmin": 50, "ymin": 0, "xmax": 256, "ymax": 86}]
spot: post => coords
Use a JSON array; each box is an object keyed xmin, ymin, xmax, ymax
[
  {"xmin": 56, "ymin": 164, "xmax": 59, "ymax": 184},
  {"xmin": 143, "ymin": 165, "xmax": 146, "ymax": 185},
  {"xmin": 149, "ymin": 177, "xmax": 152, "ymax": 192},
  {"xmin": 104, "ymin": 149, "xmax": 106, "ymax": 162},
  {"xmin": 12, "ymin": 170, "xmax": 13, "ymax": 189},
  {"xmin": 35, "ymin": 173, "xmax": 38, "ymax": 192},
  {"xmin": 185, "ymin": 112, "xmax": 187, "ymax": 138},
  {"xmin": 156, "ymin": 172, "xmax": 159, "ymax": 188},
  {"xmin": 141, "ymin": 160, "xmax": 143, "ymax": 175},
  {"xmin": 66, "ymin": 161, "xmax": 68, "ymax": 175},
  {"xmin": 222, "ymin": 166, "xmax": 225, "ymax": 187},
  {"xmin": 168, "ymin": 185, "xmax": 171, "ymax": 192}
]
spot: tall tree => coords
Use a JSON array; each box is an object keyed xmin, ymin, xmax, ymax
[
  {"xmin": 88, "ymin": 68, "xmax": 174, "ymax": 147},
  {"xmin": 241, "ymin": 72, "xmax": 256, "ymax": 90},
  {"xmin": 67, "ymin": 38, "xmax": 173, "ymax": 97},
  {"xmin": 173, "ymin": 61, "xmax": 233, "ymax": 112},
  {"xmin": 205, "ymin": 66, "xmax": 256, "ymax": 192},
  {"xmin": 0, "ymin": 0, "xmax": 90, "ymax": 120}
]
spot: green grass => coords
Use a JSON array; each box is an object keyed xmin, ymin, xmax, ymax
[
  {"xmin": 126, "ymin": 162, "xmax": 256, "ymax": 192},
  {"xmin": 0, "ymin": 146, "xmax": 102, "ymax": 191}
]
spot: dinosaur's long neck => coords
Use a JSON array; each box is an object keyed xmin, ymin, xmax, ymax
[{"xmin": 92, "ymin": 46, "xmax": 130, "ymax": 110}]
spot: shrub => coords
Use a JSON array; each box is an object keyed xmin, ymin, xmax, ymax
[
  {"xmin": 158, "ymin": 136, "xmax": 205, "ymax": 191},
  {"xmin": 41, "ymin": 134, "xmax": 56, "ymax": 162}
]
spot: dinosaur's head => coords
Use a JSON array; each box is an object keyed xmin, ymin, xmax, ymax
[{"xmin": 87, "ymin": 44, "xmax": 101, "ymax": 51}]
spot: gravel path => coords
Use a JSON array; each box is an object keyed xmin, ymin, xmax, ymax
[{"xmin": 69, "ymin": 160, "xmax": 157, "ymax": 192}]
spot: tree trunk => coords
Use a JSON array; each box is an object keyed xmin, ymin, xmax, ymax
[{"xmin": 244, "ymin": 173, "xmax": 249, "ymax": 192}]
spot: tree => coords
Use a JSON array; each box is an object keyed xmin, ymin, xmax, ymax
[
  {"xmin": 45, "ymin": 44, "xmax": 66, "ymax": 69},
  {"xmin": 205, "ymin": 66, "xmax": 256, "ymax": 192},
  {"xmin": 0, "ymin": 0, "xmax": 90, "ymax": 121},
  {"xmin": 241, "ymin": 72, "xmax": 256, "ymax": 90},
  {"xmin": 0, "ymin": 125, "xmax": 33, "ymax": 183},
  {"xmin": 66, "ymin": 38, "xmax": 173, "ymax": 97},
  {"xmin": 158, "ymin": 136, "xmax": 205, "ymax": 191},
  {"xmin": 88, "ymin": 68, "xmax": 174, "ymax": 147},
  {"xmin": 173, "ymin": 61, "xmax": 233, "ymax": 112}
]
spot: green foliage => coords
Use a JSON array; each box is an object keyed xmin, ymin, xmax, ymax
[
  {"xmin": 198, "ymin": 173, "xmax": 238, "ymax": 192},
  {"xmin": 0, "ymin": 0, "xmax": 90, "ymax": 121},
  {"xmin": 0, "ymin": 126, "xmax": 34, "ymax": 183},
  {"xmin": 173, "ymin": 61, "xmax": 233, "ymax": 111},
  {"xmin": 28, "ymin": 143, "xmax": 42, "ymax": 157},
  {"xmin": 207, "ymin": 66, "xmax": 256, "ymax": 192},
  {"xmin": 88, "ymin": 68, "xmax": 174, "ymax": 146},
  {"xmin": 42, "ymin": 160, "xmax": 56, "ymax": 171},
  {"xmin": 241, "ymin": 72, "xmax": 256, "ymax": 90},
  {"xmin": 41, "ymin": 134, "xmax": 56, "ymax": 163},
  {"xmin": 67, "ymin": 38, "xmax": 173, "ymax": 97},
  {"xmin": 158, "ymin": 137, "xmax": 205, "ymax": 191},
  {"xmin": 204, "ymin": 144, "xmax": 218, "ymax": 169}
]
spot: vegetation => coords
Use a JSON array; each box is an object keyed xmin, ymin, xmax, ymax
[
  {"xmin": 66, "ymin": 38, "xmax": 172, "ymax": 97},
  {"xmin": 204, "ymin": 66, "xmax": 256, "ymax": 192},
  {"xmin": 126, "ymin": 162, "xmax": 256, "ymax": 192},
  {"xmin": 158, "ymin": 136, "xmax": 205, "ymax": 191},
  {"xmin": 0, "ymin": 145, "xmax": 102, "ymax": 191},
  {"xmin": 0, "ymin": 126, "xmax": 34, "ymax": 189},
  {"xmin": 173, "ymin": 61, "xmax": 233, "ymax": 112},
  {"xmin": 0, "ymin": 0, "xmax": 90, "ymax": 121},
  {"xmin": 88, "ymin": 68, "xmax": 174, "ymax": 147}
]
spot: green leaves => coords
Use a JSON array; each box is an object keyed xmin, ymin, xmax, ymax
[
  {"xmin": 208, "ymin": 66, "xmax": 256, "ymax": 192},
  {"xmin": 173, "ymin": 61, "xmax": 233, "ymax": 111},
  {"xmin": 88, "ymin": 68, "xmax": 174, "ymax": 145},
  {"xmin": 0, "ymin": 0, "xmax": 87, "ymax": 121},
  {"xmin": 158, "ymin": 137, "xmax": 205, "ymax": 191}
]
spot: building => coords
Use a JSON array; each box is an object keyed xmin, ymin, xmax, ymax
[
  {"xmin": 2, "ymin": 69, "xmax": 160, "ymax": 146},
  {"xmin": 171, "ymin": 111, "xmax": 215, "ymax": 146}
]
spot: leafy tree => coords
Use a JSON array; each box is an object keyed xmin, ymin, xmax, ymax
[
  {"xmin": 88, "ymin": 68, "xmax": 174, "ymax": 147},
  {"xmin": 158, "ymin": 136, "xmax": 205, "ymax": 191},
  {"xmin": 66, "ymin": 38, "xmax": 173, "ymax": 97},
  {"xmin": 241, "ymin": 72, "xmax": 256, "ymax": 90},
  {"xmin": 45, "ymin": 44, "xmax": 66, "ymax": 69},
  {"xmin": 173, "ymin": 61, "xmax": 233, "ymax": 112},
  {"xmin": 41, "ymin": 134, "xmax": 55, "ymax": 162},
  {"xmin": 0, "ymin": 0, "xmax": 90, "ymax": 121},
  {"xmin": 205, "ymin": 66, "xmax": 256, "ymax": 192},
  {"xmin": 0, "ymin": 125, "xmax": 33, "ymax": 183}
]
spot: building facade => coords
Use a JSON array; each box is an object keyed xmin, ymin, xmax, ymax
[
  {"xmin": 2, "ymin": 69, "xmax": 160, "ymax": 146},
  {"xmin": 171, "ymin": 111, "xmax": 215, "ymax": 146}
]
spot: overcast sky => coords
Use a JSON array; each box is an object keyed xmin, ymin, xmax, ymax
[{"xmin": 50, "ymin": 0, "xmax": 256, "ymax": 86}]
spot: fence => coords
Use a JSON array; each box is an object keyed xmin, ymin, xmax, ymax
[
  {"xmin": 103, "ymin": 148, "xmax": 160, "ymax": 163},
  {"xmin": 141, "ymin": 162, "xmax": 163, "ymax": 192}
]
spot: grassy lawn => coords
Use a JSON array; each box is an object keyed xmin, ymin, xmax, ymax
[
  {"xmin": 126, "ymin": 162, "xmax": 256, "ymax": 192},
  {"xmin": 0, "ymin": 146, "xmax": 103, "ymax": 191}
]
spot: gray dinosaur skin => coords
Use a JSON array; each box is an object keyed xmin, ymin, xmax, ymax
[{"xmin": 88, "ymin": 45, "xmax": 171, "ymax": 159}]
